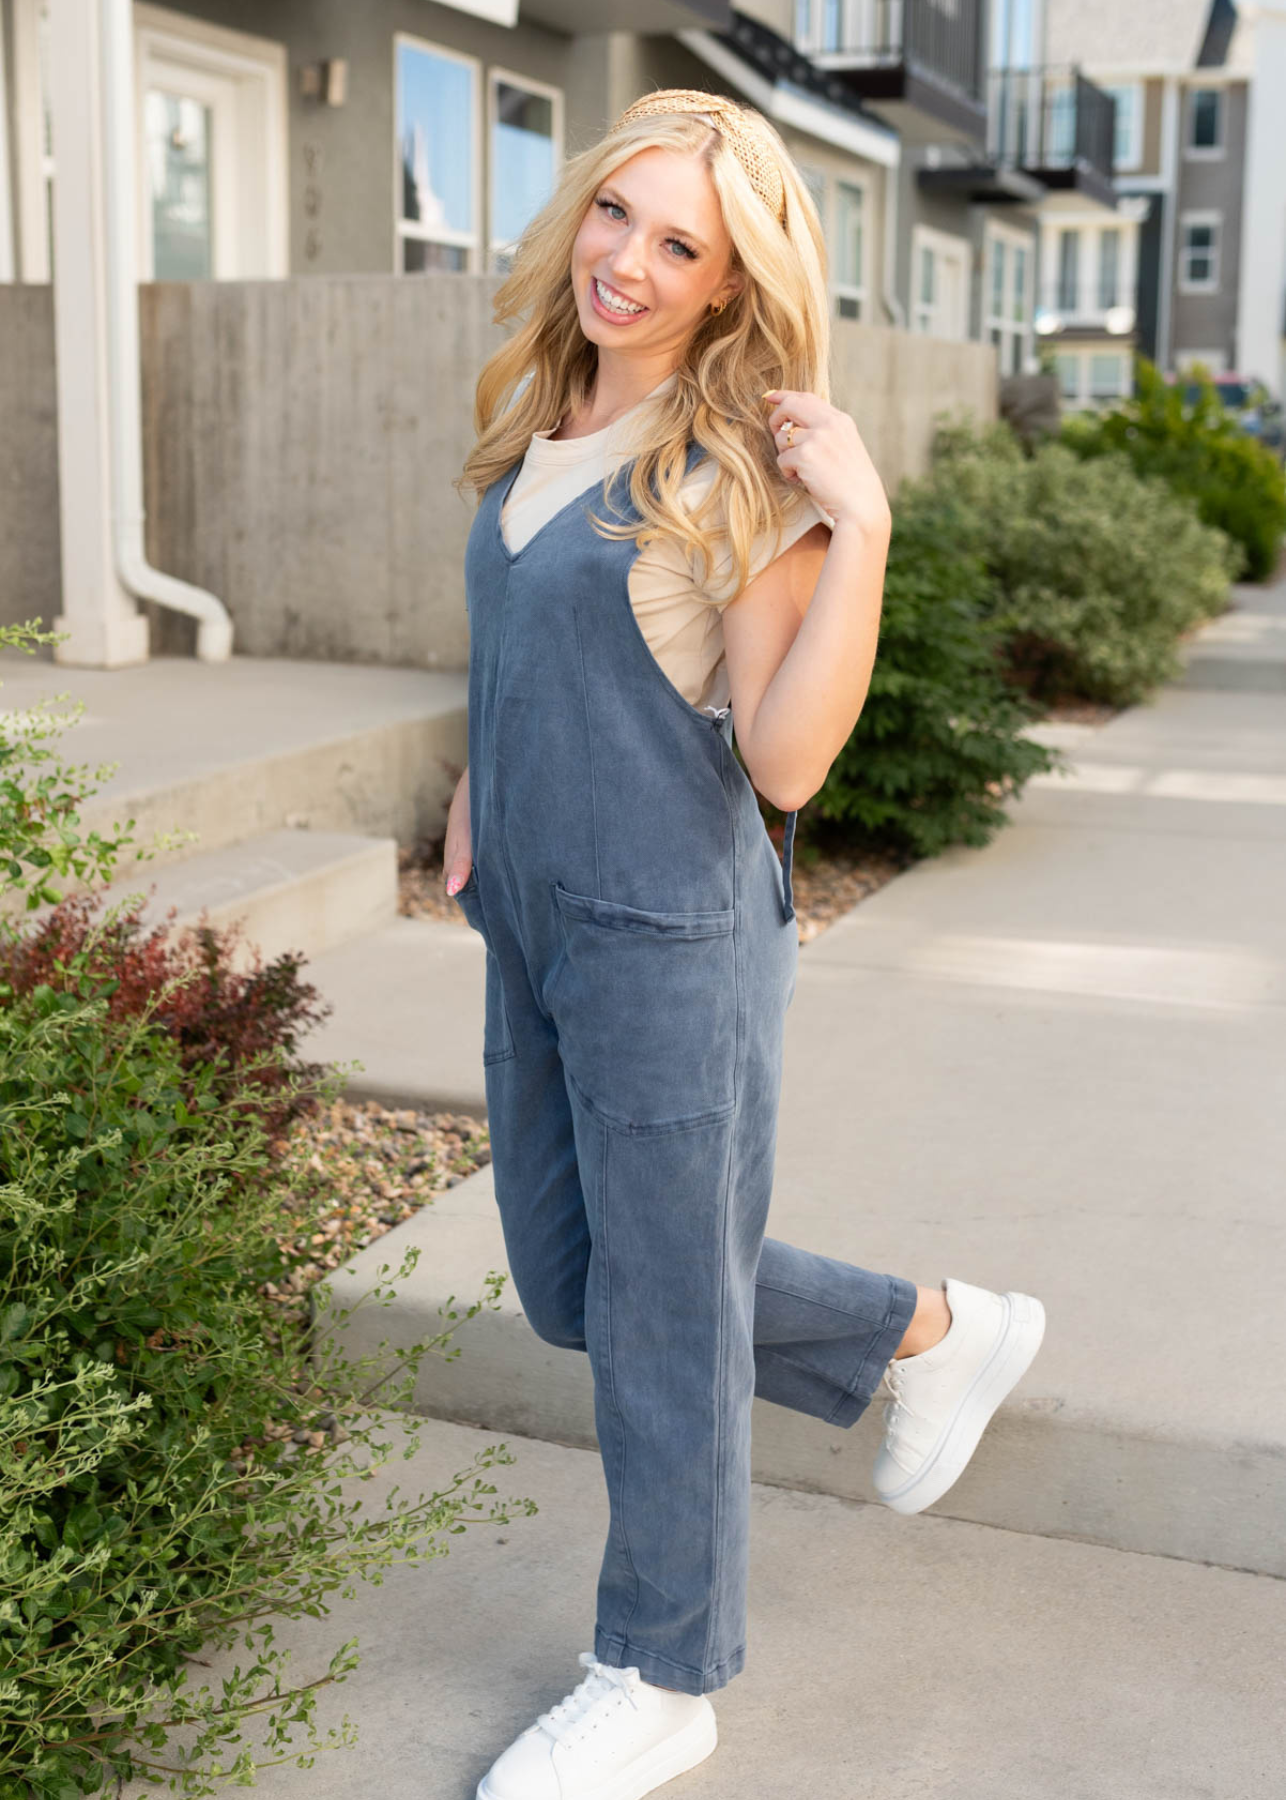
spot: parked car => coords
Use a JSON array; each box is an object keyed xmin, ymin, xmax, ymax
[{"xmin": 1166, "ymin": 369, "xmax": 1285, "ymax": 458}]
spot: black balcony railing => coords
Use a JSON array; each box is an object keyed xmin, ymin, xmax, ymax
[
  {"xmin": 819, "ymin": 0, "xmax": 983, "ymax": 103},
  {"xmin": 987, "ymin": 65, "xmax": 1116, "ymax": 186}
]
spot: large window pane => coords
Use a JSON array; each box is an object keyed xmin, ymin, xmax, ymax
[
  {"xmin": 145, "ymin": 90, "xmax": 213, "ymax": 280},
  {"xmin": 1098, "ymin": 228, "xmax": 1119, "ymax": 309},
  {"xmin": 1057, "ymin": 227, "xmax": 1079, "ymax": 310},
  {"xmin": 492, "ymin": 81, "xmax": 554, "ymax": 253},
  {"xmin": 1190, "ymin": 89, "xmax": 1220, "ymax": 150},
  {"xmin": 397, "ymin": 41, "xmax": 472, "ymax": 236},
  {"xmin": 836, "ymin": 181, "xmax": 863, "ymax": 289}
]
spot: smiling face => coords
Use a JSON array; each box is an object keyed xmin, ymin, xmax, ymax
[{"xmin": 570, "ymin": 146, "xmax": 745, "ymax": 364}]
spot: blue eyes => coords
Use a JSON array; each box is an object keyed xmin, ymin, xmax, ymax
[{"xmin": 594, "ymin": 197, "xmax": 698, "ymax": 260}]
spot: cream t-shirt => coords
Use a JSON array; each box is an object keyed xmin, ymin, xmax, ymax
[{"xmin": 499, "ymin": 372, "xmax": 834, "ymax": 714}]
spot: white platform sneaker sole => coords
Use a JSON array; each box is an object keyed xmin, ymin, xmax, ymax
[
  {"xmin": 876, "ymin": 1289, "xmax": 1046, "ymax": 1516},
  {"xmin": 475, "ymin": 1699, "xmax": 718, "ymax": 1800}
]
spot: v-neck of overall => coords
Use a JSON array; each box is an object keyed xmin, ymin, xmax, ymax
[{"xmin": 495, "ymin": 454, "xmax": 636, "ymax": 567}]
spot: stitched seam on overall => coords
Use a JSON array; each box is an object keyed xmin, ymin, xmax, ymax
[
  {"xmin": 755, "ymin": 1279, "xmax": 892, "ymax": 1328},
  {"xmin": 701, "ymin": 730, "xmax": 742, "ymax": 1681},
  {"xmin": 601, "ymin": 1118, "xmax": 643, "ymax": 1645},
  {"xmin": 571, "ymin": 603, "xmax": 602, "ymax": 897}
]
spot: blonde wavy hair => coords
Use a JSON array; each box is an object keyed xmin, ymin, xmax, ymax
[{"xmin": 455, "ymin": 96, "xmax": 832, "ymax": 601}]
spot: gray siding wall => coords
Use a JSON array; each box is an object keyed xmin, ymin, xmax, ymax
[
  {"xmin": 1169, "ymin": 80, "xmax": 1247, "ymax": 370},
  {"xmin": 0, "ymin": 274, "xmax": 996, "ymax": 661}
]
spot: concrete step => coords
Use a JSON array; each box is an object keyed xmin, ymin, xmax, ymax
[
  {"xmin": 119, "ymin": 1412, "xmax": 1286, "ymax": 1800},
  {"xmin": 305, "ymin": 913, "xmax": 488, "ymax": 1110},
  {"xmin": 0, "ymin": 649, "xmax": 468, "ymax": 873},
  {"xmin": 312, "ymin": 1146, "xmax": 1285, "ymax": 1582},
  {"xmin": 35, "ymin": 827, "xmax": 401, "ymax": 968}
]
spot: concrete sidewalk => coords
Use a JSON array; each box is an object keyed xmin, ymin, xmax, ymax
[
  {"xmin": 119, "ymin": 1413, "xmax": 1286, "ymax": 1800},
  {"xmin": 309, "ymin": 569, "xmax": 1286, "ymax": 1576}
]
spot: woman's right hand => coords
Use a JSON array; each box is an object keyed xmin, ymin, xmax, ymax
[{"xmin": 443, "ymin": 766, "xmax": 473, "ymax": 896}]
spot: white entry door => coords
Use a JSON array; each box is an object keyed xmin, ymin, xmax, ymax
[
  {"xmin": 134, "ymin": 4, "xmax": 287, "ymax": 279},
  {"xmin": 911, "ymin": 225, "xmax": 971, "ymax": 340}
]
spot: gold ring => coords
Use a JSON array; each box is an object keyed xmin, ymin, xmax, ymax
[{"xmin": 784, "ymin": 421, "xmax": 796, "ymax": 448}]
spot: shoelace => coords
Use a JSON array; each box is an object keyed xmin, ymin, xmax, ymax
[
  {"xmin": 536, "ymin": 1651, "xmax": 642, "ymax": 1749},
  {"xmin": 878, "ymin": 1359, "xmax": 916, "ymax": 1431}
]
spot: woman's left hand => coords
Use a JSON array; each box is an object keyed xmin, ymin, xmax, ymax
[{"xmin": 762, "ymin": 389, "xmax": 892, "ymax": 538}]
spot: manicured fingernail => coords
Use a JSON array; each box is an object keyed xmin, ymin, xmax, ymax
[
  {"xmin": 445, "ymin": 873, "xmax": 461, "ymax": 895},
  {"xmin": 762, "ymin": 389, "xmax": 780, "ymax": 402}
]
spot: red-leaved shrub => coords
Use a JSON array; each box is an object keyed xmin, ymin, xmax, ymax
[{"xmin": 0, "ymin": 890, "xmax": 333, "ymax": 1134}]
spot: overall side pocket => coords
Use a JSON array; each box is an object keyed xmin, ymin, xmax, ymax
[{"xmin": 548, "ymin": 881, "xmax": 737, "ymax": 1133}]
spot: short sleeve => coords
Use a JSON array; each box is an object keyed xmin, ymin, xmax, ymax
[{"xmin": 674, "ymin": 461, "xmax": 834, "ymax": 608}]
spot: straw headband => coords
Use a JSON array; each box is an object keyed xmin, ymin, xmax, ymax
[{"xmin": 608, "ymin": 89, "xmax": 787, "ymax": 229}]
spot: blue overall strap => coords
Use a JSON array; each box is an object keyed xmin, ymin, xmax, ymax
[{"xmin": 780, "ymin": 806, "xmax": 798, "ymax": 920}]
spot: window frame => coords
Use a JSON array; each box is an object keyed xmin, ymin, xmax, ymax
[
  {"xmin": 833, "ymin": 173, "xmax": 868, "ymax": 322},
  {"xmin": 485, "ymin": 63, "xmax": 563, "ymax": 275},
  {"xmin": 983, "ymin": 216, "xmax": 1034, "ymax": 377},
  {"xmin": 1177, "ymin": 209, "xmax": 1221, "ymax": 293},
  {"xmin": 1184, "ymin": 86, "xmax": 1224, "ymax": 159},
  {"xmin": 393, "ymin": 31, "xmax": 483, "ymax": 273},
  {"xmin": 1099, "ymin": 79, "xmax": 1143, "ymax": 173}
]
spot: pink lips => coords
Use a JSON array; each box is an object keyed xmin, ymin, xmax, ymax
[{"xmin": 590, "ymin": 276, "xmax": 649, "ymax": 322}]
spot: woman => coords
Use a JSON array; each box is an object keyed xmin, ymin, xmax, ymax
[{"xmin": 444, "ymin": 89, "xmax": 1046, "ymax": 1800}]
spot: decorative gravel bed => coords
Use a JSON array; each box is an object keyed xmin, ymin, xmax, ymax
[{"xmin": 264, "ymin": 1101, "xmax": 492, "ymax": 1316}]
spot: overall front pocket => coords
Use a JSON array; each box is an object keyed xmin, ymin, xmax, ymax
[{"xmin": 547, "ymin": 881, "xmax": 737, "ymax": 1132}]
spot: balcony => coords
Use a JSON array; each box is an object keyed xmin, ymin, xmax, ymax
[
  {"xmin": 802, "ymin": 0, "xmax": 987, "ymax": 149},
  {"xmin": 987, "ymin": 66, "xmax": 1118, "ymax": 210}
]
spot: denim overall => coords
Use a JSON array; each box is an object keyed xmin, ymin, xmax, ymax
[{"xmin": 454, "ymin": 439, "xmax": 918, "ymax": 1695}]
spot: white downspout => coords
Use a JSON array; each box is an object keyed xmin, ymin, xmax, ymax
[{"xmin": 100, "ymin": 0, "xmax": 232, "ymax": 661}]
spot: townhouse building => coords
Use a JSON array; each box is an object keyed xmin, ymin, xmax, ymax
[{"xmin": 1043, "ymin": 0, "xmax": 1286, "ymax": 403}]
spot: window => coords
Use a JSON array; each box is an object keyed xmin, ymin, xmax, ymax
[
  {"xmin": 488, "ymin": 70, "xmax": 560, "ymax": 274},
  {"xmin": 1054, "ymin": 349, "xmax": 1132, "ymax": 410},
  {"xmin": 1178, "ymin": 213, "xmax": 1220, "ymax": 291},
  {"xmin": 834, "ymin": 179, "xmax": 865, "ymax": 321},
  {"xmin": 1099, "ymin": 81, "xmax": 1142, "ymax": 171},
  {"xmin": 1056, "ymin": 227, "xmax": 1080, "ymax": 311},
  {"xmin": 1186, "ymin": 87, "xmax": 1223, "ymax": 155},
  {"xmin": 822, "ymin": 0, "xmax": 842, "ymax": 51},
  {"xmin": 985, "ymin": 222, "xmax": 1034, "ymax": 376},
  {"xmin": 395, "ymin": 35, "xmax": 480, "ymax": 272},
  {"xmin": 1098, "ymin": 227, "xmax": 1120, "ymax": 309},
  {"xmin": 1089, "ymin": 352, "xmax": 1127, "ymax": 400}
]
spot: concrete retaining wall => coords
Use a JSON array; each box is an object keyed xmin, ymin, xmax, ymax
[{"xmin": 0, "ymin": 276, "xmax": 996, "ymax": 663}]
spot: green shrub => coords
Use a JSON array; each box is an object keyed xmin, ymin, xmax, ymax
[
  {"xmin": 0, "ymin": 623, "xmax": 531, "ymax": 1796},
  {"xmin": 1061, "ymin": 357, "xmax": 1286, "ymax": 581},
  {"xmin": 926, "ymin": 417, "xmax": 1238, "ymax": 706},
  {"xmin": 808, "ymin": 484, "xmax": 1060, "ymax": 856}
]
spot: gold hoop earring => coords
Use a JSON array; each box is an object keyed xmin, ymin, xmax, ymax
[{"xmin": 709, "ymin": 297, "xmax": 727, "ymax": 315}]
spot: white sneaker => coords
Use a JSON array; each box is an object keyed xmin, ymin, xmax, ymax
[
  {"xmin": 873, "ymin": 1276, "xmax": 1046, "ymax": 1516},
  {"xmin": 476, "ymin": 1651, "xmax": 718, "ymax": 1800}
]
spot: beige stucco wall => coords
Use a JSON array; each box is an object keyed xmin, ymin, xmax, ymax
[{"xmin": 0, "ymin": 275, "xmax": 996, "ymax": 661}]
